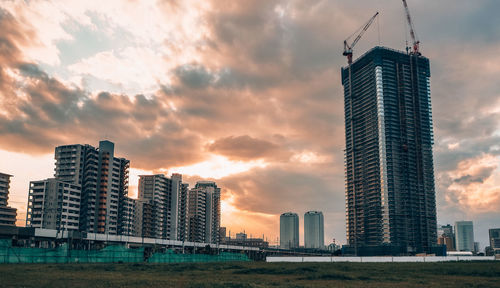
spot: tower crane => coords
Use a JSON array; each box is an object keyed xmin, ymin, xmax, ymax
[
  {"xmin": 343, "ymin": 12, "xmax": 379, "ymax": 65},
  {"xmin": 402, "ymin": 0, "xmax": 420, "ymax": 55}
]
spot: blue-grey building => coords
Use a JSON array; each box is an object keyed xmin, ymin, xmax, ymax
[
  {"xmin": 280, "ymin": 212, "xmax": 299, "ymax": 249},
  {"xmin": 304, "ymin": 211, "xmax": 324, "ymax": 249},
  {"xmin": 342, "ymin": 46, "xmax": 437, "ymax": 254}
]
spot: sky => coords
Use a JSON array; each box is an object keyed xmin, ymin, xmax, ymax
[{"xmin": 0, "ymin": 0, "xmax": 499, "ymax": 249}]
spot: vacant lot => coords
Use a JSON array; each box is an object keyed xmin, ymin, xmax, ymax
[{"xmin": 0, "ymin": 261, "xmax": 499, "ymax": 287}]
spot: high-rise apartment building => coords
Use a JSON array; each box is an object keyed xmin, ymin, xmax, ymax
[
  {"xmin": 119, "ymin": 196, "xmax": 136, "ymax": 236},
  {"xmin": 137, "ymin": 173, "xmax": 188, "ymax": 240},
  {"xmin": 0, "ymin": 173, "xmax": 17, "ymax": 226},
  {"xmin": 138, "ymin": 174, "xmax": 170, "ymax": 238},
  {"xmin": 342, "ymin": 47, "xmax": 437, "ymax": 254},
  {"xmin": 280, "ymin": 212, "xmax": 299, "ymax": 249},
  {"xmin": 176, "ymin": 182, "xmax": 189, "ymax": 241},
  {"xmin": 54, "ymin": 140, "xmax": 130, "ymax": 234},
  {"xmin": 134, "ymin": 198, "xmax": 153, "ymax": 238},
  {"xmin": 187, "ymin": 181, "xmax": 220, "ymax": 244},
  {"xmin": 489, "ymin": 228, "xmax": 500, "ymax": 250},
  {"xmin": 170, "ymin": 173, "xmax": 189, "ymax": 241},
  {"xmin": 304, "ymin": 211, "xmax": 324, "ymax": 249},
  {"xmin": 455, "ymin": 221, "xmax": 474, "ymax": 252},
  {"xmin": 26, "ymin": 179, "xmax": 81, "ymax": 231}
]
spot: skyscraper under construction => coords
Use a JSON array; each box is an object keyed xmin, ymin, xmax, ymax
[{"xmin": 342, "ymin": 46, "xmax": 437, "ymax": 254}]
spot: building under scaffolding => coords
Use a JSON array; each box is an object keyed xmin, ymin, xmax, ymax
[{"xmin": 342, "ymin": 47, "xmax": 437, "ymax": 255}]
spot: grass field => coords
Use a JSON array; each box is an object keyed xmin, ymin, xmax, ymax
[{"xmin": 1, "ymin": 261, "xmax": 499, "ymax": 287}]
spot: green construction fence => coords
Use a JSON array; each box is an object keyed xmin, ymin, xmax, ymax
[{"xmin": 0, "ymin": 239, "xmax": 250, "ymax": 264}]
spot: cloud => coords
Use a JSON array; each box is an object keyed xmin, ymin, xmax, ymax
[
  {"xmin": 1, "ymin": 1, "xmax": 500, "ymax": 247},
  {"xmin": 207, "ymin": 135, "xmax": 291, "ymax": 161}
]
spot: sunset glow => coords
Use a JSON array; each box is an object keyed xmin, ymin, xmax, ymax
[{"xmin": 0, "ymin": 0, "xmax": 499, "ymax": 248}]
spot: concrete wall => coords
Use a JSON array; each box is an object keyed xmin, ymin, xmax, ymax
[{"xmin": 266, "ymin": 256, "xmax": 496, "ymax": 263}]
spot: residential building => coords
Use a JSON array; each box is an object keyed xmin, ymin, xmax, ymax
[
  {"xmin": 187, "ymin": 181, "xmax": 221, "ymax": 244},
  {"xmin": 138, "ymin": 174, "xmax": 170, "ymax": 238},
  {"xmin": 438, "ymin": 224, "xmax": 455, "ymax": 251},
  {"xmin": 119, "ymin": 196, "xmax": 136, "ymax": 236},
  {"xmin": 176, "ymin": 182, "xmax": 189, "ymax": 241},
  {"xmin": 280, "ymin": 212, "xmax": 299, "ymax": 249},
  {"xmin": 236, "ymin": 232, "xmax": 247, "ymax": 240},
  {"xmin": 489, "ymin": 228, "xmax": 500, "ymax": 249},
  {"xmin": 134, "ymin": 198, "xmax": 153, "ymax": 238},
  {"xmin": 219, "ymin": 227, "xmax": 227, "ymax": 242},
  {"xmin": 0, "ymin": 173, "xmax": 17, "ymax": 226},
  {"xmin": 54, "ymin": 140, "xmax": 130, "ymax": 234},
  {"xmin": 455, "ymin": 221, "xmax": 474, "ymax": 252},
  {"xmin": 26, "ymin": 179, "xmax": 81, "ymax": 231},
  {"xmin": 342, "ymin": 46, "xmax": 436, "ymax": 254},
  {"xmin": 304, "ymin": 211, "xmax": 324, "ymax": 249}
]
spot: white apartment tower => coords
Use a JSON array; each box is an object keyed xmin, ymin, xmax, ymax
[{"xmin": 304, "ymin": 211, "xmax": 324, "ymax": 249}]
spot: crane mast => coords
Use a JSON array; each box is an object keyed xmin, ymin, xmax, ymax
[
  {"xmin": 402, "ymin": 0, "xmax": 420, "ymax": 55},
  {"xmin": 343, "ymin": 12, "xmax": 379, "ymax": 65}
]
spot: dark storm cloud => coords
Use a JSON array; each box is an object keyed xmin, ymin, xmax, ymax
[
  {"xmin": 174, "ymin": 64, "xmax": 214, "ymax": 89},
  {"xmin": 453, "ymin": 166, "xmax": 496, "ymax": 185}
]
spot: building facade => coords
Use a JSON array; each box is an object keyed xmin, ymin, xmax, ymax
[
  {"xmin": 438, "ymin": 224, "xmax": 455, "ymax": 251},
  {"xmin": 138, "ymin": 174, "xmax": 170, "ymax": 238},
  {"xmin": 176, "ymin": 182, "xmax": 189, "ymax": 241},
  {"xmin": 280, "ymin": 212, "xmax": 299, "ymax": 249},
  {"xmin": 134, "ymin": 199, "xmax": 153, "ymax": 238},
  {"xmin": 119, "ymin": 196, "xmax": 136, "ymax": 236},
  {"xmin": 342, "ymin": 47, "xmax": 437, "ymax": 254},
  {"xmin": 304, "ymin": 211, "xmax": 324, "ymax": 249},
  {"xmin": 187, "ymin": 181, "xmax": 220, "ymax": 244},
  {"xmin": 455, "ymin": 221, "xmax": 474, "ymax": 252},
  {"xmin": 26, "ymin": 179, "xmax": 81, "ymax": 231},
  {"xmin": 137, "ymin": 173, "xmax": 189, "ymax": 240},
  {"xmin": 54, "ymin": 140, "xmax": 130, "ymax": 234},
  {"xmin": 0, "ymin": 173, "xmax": 17, "ymax": 226},
  {"xmin": 489, "ymin": 228, "xmax": 500, "ymax": 250}
]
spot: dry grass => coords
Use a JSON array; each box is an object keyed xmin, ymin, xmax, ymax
[{"xmin": 1, "ymin": 261, "xmax": 499, "ymax": 287}]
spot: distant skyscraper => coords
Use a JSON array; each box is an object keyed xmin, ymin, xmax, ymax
[
  {"xmin": 54, "ymin": 140, "xmax": 130, "ymax": 234},
  {"xmin": 489, "ymin": 228, "xmax": 500, "ymax": 250},
  {"xmin": 438, "ymin": 224, "xmax": 455, "ymax": 251},
  {"xmin": 26, "ymin": 179, "xmax": 81, "ymax": 231},
  {"xmin": 280, "ymin": 212, "xmax": 299, "ymax": 249},
  {"xmin": 455, "ymin": 221, "xmax": 474, "ymax": 252},
  {"xmin": 0, "ymin": 173, "xmax": 17, "ymax": 226},
  {"xmin": 342, "ymin": 47, "xmax": 437, "ymax": 254},
  {"xmin": 304, "ymin": 211, "xmax": 324, "ymax": 249},
  {"xmin": 187, "ymin": 181, "xmax": 221, "ymax": 243}
]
